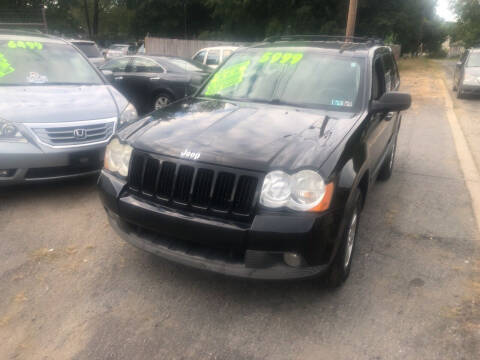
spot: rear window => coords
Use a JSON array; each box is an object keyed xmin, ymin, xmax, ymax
[
  {"xmin": 0, "ymin": 40, "xmax": 102, "ymax": 85},
  {"xmin": 73, "ymin": 42, "xmax": 101, "ymax": 58}
]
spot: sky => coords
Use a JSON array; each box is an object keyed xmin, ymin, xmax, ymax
[{"xmin": 436, "ymin": 0, "xmax": 457, "ymax": 22}]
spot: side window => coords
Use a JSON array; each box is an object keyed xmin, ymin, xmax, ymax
[
  {"xmin": 193, "ymin": 50, "xmax": 206, "ymax": 64},
  {"xmin": 382, "ymin": 54, "xmax": 398, "ymax": 91},
  {"xmin": 372, "ymin": 57, "xmax": 386, "ymax": 100},
  {"xmin": 102, "ymin": 58, "xmax": 130, "ymax": 72},
  {"xmin": 131, "ymin": 58, "xmax": 164, "ymax": 73},
  {"xmin": 206, "ymin": 50, "xmax": 220, "ymax": 66},
  {"xmin": 460, "ymin": 51, "xmax": 468, "ymax": 64}
]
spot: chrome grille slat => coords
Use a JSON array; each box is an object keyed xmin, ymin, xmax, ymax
[{"xmin": 29, "ymin": 119, "xmax": 115, "ymax": 147}]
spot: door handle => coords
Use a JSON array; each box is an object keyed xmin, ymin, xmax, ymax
[
  {"xmin": 114, "ymin": 76, "xmax": 123, "ymax": 80},
  {"xmin": 150, "ymin": 77, "xmax": 161, "ymax": 81}
]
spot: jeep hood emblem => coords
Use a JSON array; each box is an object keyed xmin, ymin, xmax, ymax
[{"xmin": 180, "ymin": 149, "xmax": 200, "ymax": 160}]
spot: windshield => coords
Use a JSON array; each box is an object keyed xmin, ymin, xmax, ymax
[
  {"xmin": 467, "ymin": 52, "xmax": 480, "ymax": 67},
  {"xmin": 166, "ymin": 58, "xmax": 210, "ymax": 72},
  {"xmin": 0, "ymin": 40, "xmax": 103, "ymax": 86},
  {"xmin": 73, "ymin": 42, "xmax": 101, "ymax": 58},
  {"xmin": 199, "ymin": 48, "xmax": 365, "ymax": 112}
]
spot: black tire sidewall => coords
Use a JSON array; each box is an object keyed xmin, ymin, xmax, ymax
[{"xmin": 326, "ymin": 189, "xmax": 362, "ymax": 288}]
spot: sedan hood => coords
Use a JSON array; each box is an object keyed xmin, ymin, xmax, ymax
[
  {"xmin": 0, "ymin": 85, "xmax": 120, "ymax": 123},
  {"xmin": 465, "ymin": 67, "xmax": 480, "ymax": 79},
  {"xmin": 126, "ymin": 98, "xmax": 358, "ymax": 172}
]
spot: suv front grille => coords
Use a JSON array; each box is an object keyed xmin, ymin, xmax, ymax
[
  {"xmin": 30, "ymin": 120, "xmax": 115, "ymax": 146},
  {"xmin": 128, "ymin": 152, "xmax": 261, "ymax": 222}
]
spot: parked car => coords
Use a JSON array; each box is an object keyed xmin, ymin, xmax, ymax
[
  {"xmin": 68, "ymin": 39, "xmax": 105, "ymax": 67},
  {"xmin": 192, "ymin": 46, "xmax": 238, "ymax": 69},
  {"xmin": 98, "ymin": 36, "xmax": 411, "ymax": 287},
  {"xmin": 454, "ymin": 47, "xmax": 480, "ymax": 98},
  {"xmin": 0, "ymin": 31, "xmax": 137, "ymax": 185},
  {"xmin": 100, "ymin": 55, "xmax": 212, "ymax": 114},
  {"xmin": 105, "ymin": 44, "xmax": 130, "ymax": 60}
]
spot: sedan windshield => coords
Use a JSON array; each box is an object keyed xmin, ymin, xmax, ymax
[
  {"xmin": 199, "ymin": 47, "xmax": 365, "ymax": 112},
  {"xmin": 0, "ymin": 40, "xmax": 103, "ymax": 86},
  {"xmin": 467, "ymin": 52, "xmax": 480, "ymax": 67},
  {"xmin": 73, "ymin": 42, "xmax": 102, "ymax": 58}
]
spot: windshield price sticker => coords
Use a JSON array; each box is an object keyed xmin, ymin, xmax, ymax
[
  {"xmin": 205, "ymin": 60, "xmax": 250, "ymax": 95},
  {"xmin": 259, "ymin": 52, "xmax": 304, "ymax": 65},
  {"xmin": 0, "ymin": 53, "xmax": 14, "ymax": 78},
  {"xmin": 7, "ymin": 40, "xmax": 43, "ymax": 50}
]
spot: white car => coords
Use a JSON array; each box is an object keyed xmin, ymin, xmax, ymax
[{"xmin": 192, "ymin": 46, "xmax": 238, "ymax": 69}]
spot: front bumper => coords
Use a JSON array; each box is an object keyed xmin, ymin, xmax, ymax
[
  {"xmin": 461, "ymin": 83, "xmax": 480, "ymax": 95},
  {"xmin": 0, "ymin": 140, "xmax": 105, "ymax": 185},
  {"xmin": 99, "ymin": 171, "xmax": 344, "ymax": 280}
]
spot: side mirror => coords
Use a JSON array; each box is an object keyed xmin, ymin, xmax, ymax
[
  {"xmin": 371, "ymin": 92, "xmax": 412, "ymax": 113},
  {"xmin": 101, "ymin": 69, "xmax": 114, "ymax": 83}
]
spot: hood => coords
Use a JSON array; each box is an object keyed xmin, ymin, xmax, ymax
[
  {"xmin": 0, "ymin": 85, "xmax": 120, "ymax": 123},
  {"xmin": 126, "ymin": 98, "xmax": 358, "ymax": 172}
]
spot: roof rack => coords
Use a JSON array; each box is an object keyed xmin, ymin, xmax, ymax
[{"xmin": 263, "ymin": 35, "xmax": 384, "ymax": 45}]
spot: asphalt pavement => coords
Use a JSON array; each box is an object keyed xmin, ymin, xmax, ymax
[{"xmin": 0, "ymin": 60, "xmax": 479, "ymax": 360}]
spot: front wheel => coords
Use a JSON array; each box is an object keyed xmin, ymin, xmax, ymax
[
  {"xmin": 153, "ymin": 93, "xmax": 173, "ymax": 110},
  {"xmin": 457, "ymin": 86, "xmax": 464, "ymax": 99},
  {"xmin": 325, "ymin": 189, "xmax": 362, "ymax": 288}
]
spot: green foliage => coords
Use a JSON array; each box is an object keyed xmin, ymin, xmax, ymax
[
  {"xmin": 453, "ymin": 0, "xmax": 480, "ymax": 48},
  {"xmin": 0, "ymin": 0, "xmax": 448, "ymax": 53}
]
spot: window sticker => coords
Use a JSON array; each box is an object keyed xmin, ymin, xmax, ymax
[
  {"xmin": 259, "ymin": 52, "xmax": 304, "ymax": 65},
  {"xmin": 0, "ymin": 53, "xmax": 14, "ymax": 78},
  {"xmin": 331, "ymin": 99, "xmax": 345, "ymax": 106},
  {"xmin": 8, "ymin": 40, "xmax": 43, "ymax": 50},
  {"xmin": 205, "ymin": 60, "xmax": 250, "ymax": 95},
  {"xmin": 26, "ymin": 72, "xmax": 48, "ymax": 84}
]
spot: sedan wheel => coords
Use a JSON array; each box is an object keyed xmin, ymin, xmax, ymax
[{"xmin": 154, "ymin": 94, "xmax": 172, "ymax": 110}]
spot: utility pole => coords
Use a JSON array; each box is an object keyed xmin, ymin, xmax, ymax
[{"xmin": 346, "ymin": 0, "xmax": 358, "ymax": 38}]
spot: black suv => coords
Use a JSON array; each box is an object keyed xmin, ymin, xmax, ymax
[{"xmin": 98, "ymin": 36, "xmax": 411, "ymax": 287}]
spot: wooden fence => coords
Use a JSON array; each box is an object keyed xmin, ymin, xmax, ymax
[{"xmin": 144, "ymin": 37, "xmax": 250, "ymax": 58}]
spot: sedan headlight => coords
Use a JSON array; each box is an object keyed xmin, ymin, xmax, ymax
[
  {"xmin": 0, "ymin": 119, "xmax": 26, "ymax": 142},
  {"xmin": 118, "ymin": 103, "xmax": 138, "ymax": 128},
  {"xmin": 104, "ymin": 138, "xmax": 133, "ymax": 177},
  {"xmin": 260, "ymin": 170, "xmax": 334, "ymax": 212}
]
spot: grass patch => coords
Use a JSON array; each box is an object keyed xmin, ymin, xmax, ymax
[{"xmin": 397, "ymin": 57, "xmax": 432, "ymax": 72}]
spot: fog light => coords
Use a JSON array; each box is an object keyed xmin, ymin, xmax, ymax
[{"xmin": 283, "ymin": 252, "xmax": 303, "ymax": 267}]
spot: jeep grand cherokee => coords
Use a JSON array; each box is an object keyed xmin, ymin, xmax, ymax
[{"xmin": 98, "ymin": 36, "xmax": 411, "ymax": 287}]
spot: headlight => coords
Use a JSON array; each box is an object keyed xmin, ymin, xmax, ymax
[
  {"xmin": 118, "ymin": 103, "xmax": 138, "ymax": 128},
  {"xmin": 0, "ymin": 119, "xmax": 26, "ymax": 142},
  {"xmin": 260, "ymin": 170, "xmax": 333, "ymax": 212},
  {"xmin": 260, "ymin": 171, "xmax": 292, "ymax": 208},
  {"xmin": 104, "ymin": 138, "xmax": 133, "ymax": 177},
  {"xmin": 463, "ymin": 74, "xmax": 479, "ymax": 85}
]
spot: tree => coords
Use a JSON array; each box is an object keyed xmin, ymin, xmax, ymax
[{"xmin": 453, "ymin": 0, "xmax": 480, "ymax": 47}]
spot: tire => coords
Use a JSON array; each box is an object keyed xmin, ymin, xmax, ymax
[
  {"xmin": 325, "ymin": 189, "xmax": 363, "ymax": 288},
  {"xmin": 457, "ymin": 86, "xmax": 464, "ymax": 99},
  {"xmin": 152, "ymin": 93, "xmax": 173, "ymax": 110},
  {"xmin": 377, "ymin": 136, "xmax": 397, "ymax": 181}
]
